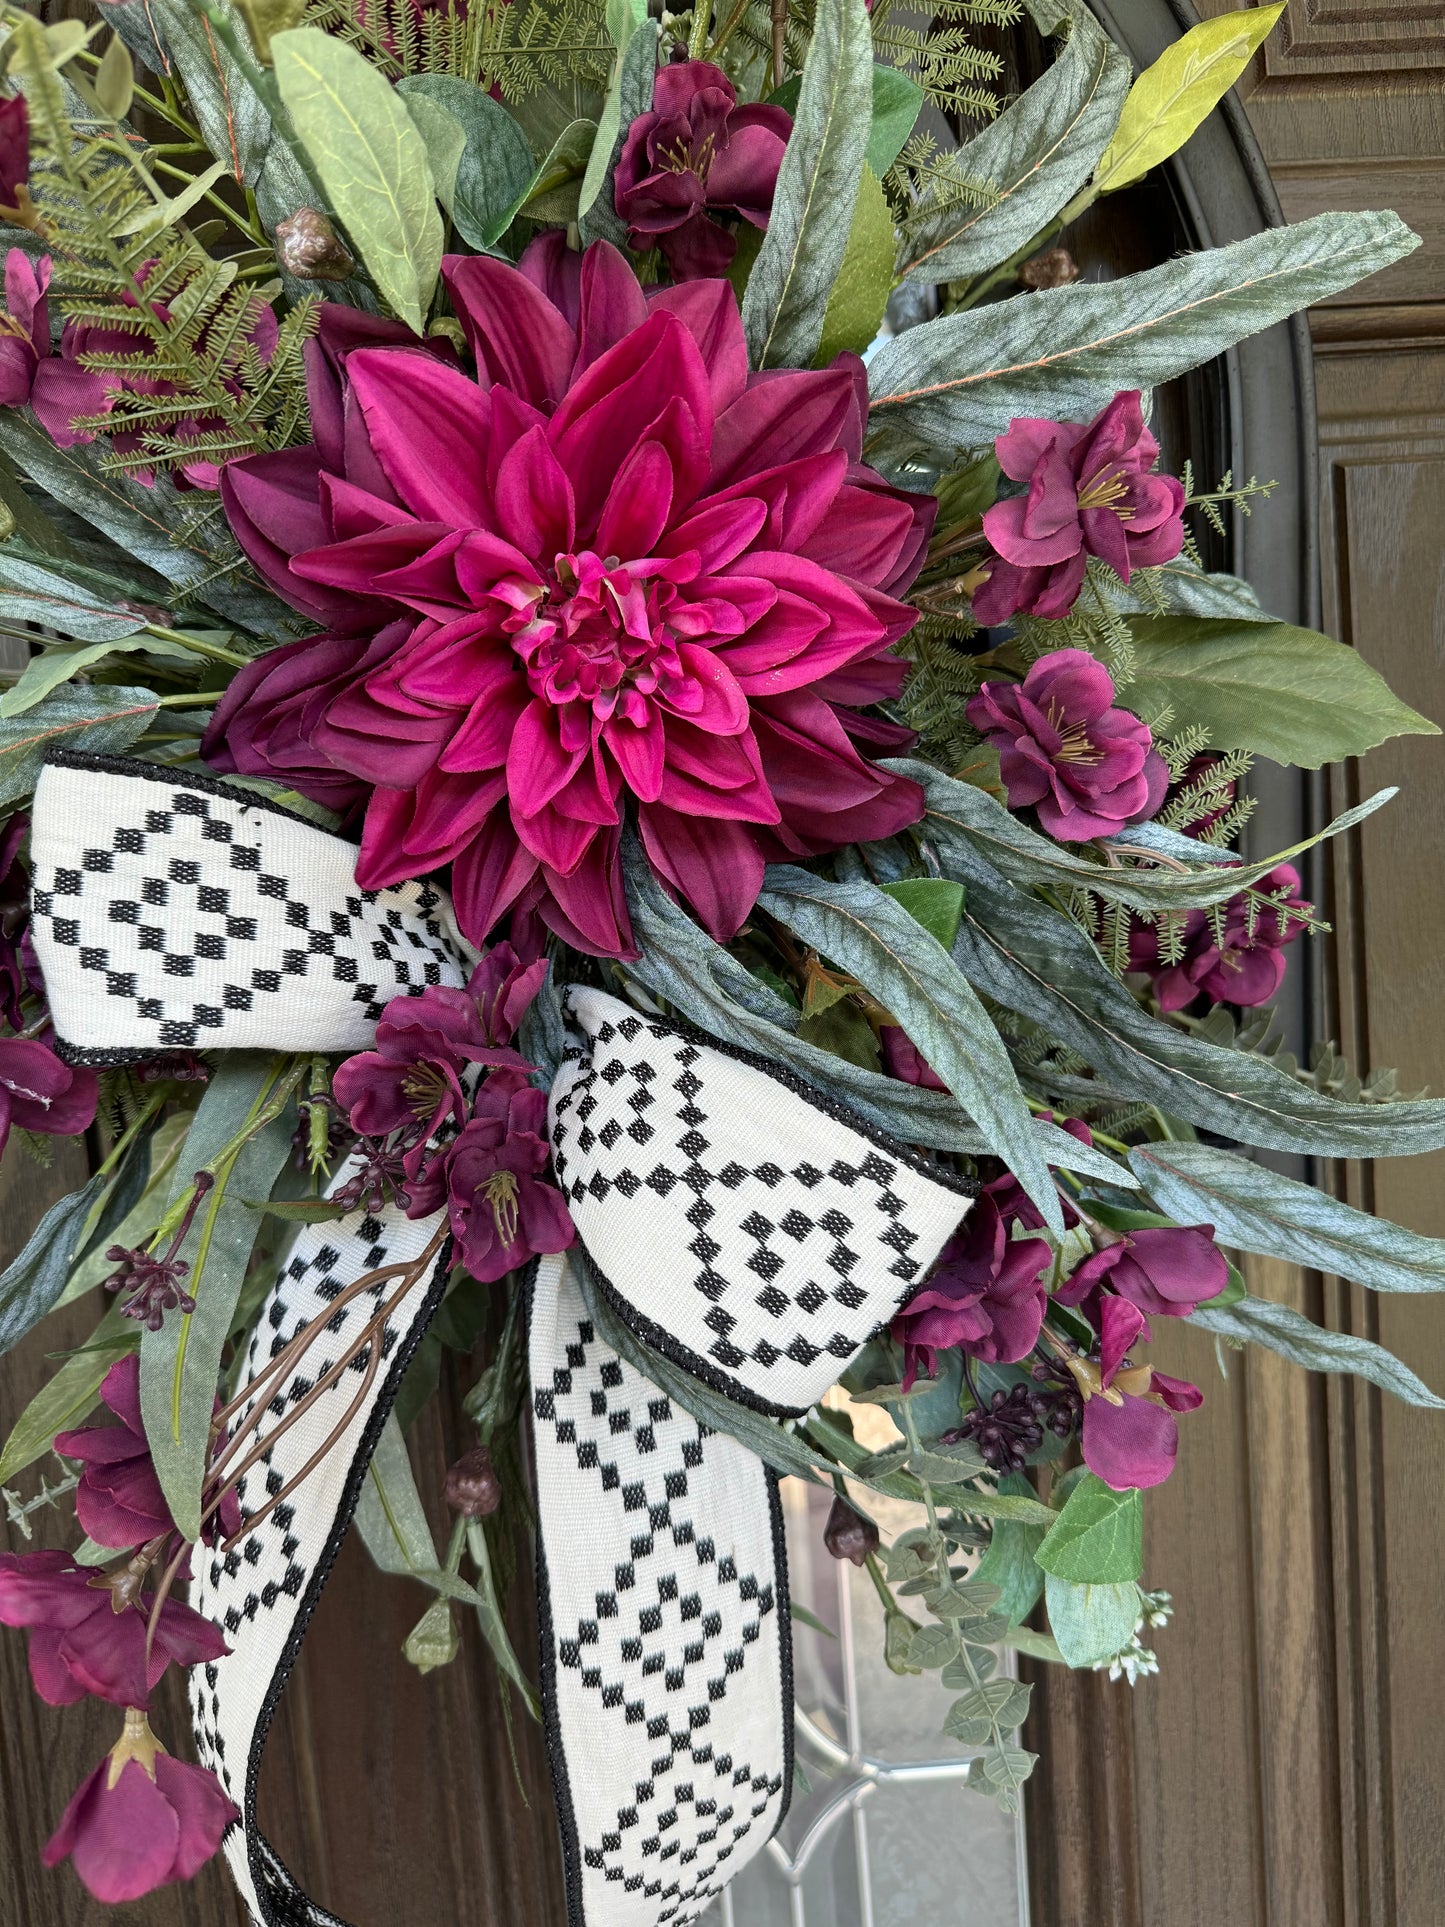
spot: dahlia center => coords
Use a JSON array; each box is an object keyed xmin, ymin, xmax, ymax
[{"xmin": 505, "ymin": 550, "xmax": 687, "ymax": 726}]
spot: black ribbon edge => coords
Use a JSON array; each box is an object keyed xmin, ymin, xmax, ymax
[
  {"xmin": 527, "ymin": 1256, "xmax": 795, "ymax": 1927},
  {"xmin": 557, "ymin": 987, "xmax": 980, "ymax": 1418},
  {"xmin": 236, "ymin": 1229, "xmax": 455, "ymax": 1927}
]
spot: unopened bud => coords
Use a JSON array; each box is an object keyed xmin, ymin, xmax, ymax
[
  {"xmin": 444, "ymin": 1445, "xmax": 501, "ymax": 1519},
  {"xmin": 1018, "ymin": 246, "xmax": 1080, "ymax": 291},
  {"xmin": 823, "ymin": 1495, "xmax": 879, "ymax": 1568},
  {"xmin": 275, "ymin": 207, "xmax": 355, "ymax": 283}
]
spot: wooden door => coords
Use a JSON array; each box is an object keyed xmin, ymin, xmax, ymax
[{"xmin": 1024, "ymin": 7, "xmax": 1445, "ymax": 1925}]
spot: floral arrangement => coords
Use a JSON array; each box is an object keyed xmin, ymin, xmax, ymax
[{"xmin": 0, "ymin": 0, "xmax": 1440, "ymax": 1916}]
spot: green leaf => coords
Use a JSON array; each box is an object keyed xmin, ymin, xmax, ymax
[
  {"xmin": 623, "ymin": 842, "xmax": 1132, "ymax": 1185},
  {"xmin": 866, "ymin": 62, "xmax": 924, "ymax": 176},
  {"xmin": 0, "ymin": 633, "xmax": 200, "ymax": 717},
  {"xmin": 1044, "ymin": 1572, "xmax": 1140, "ymax": 1668},
  {"xmin": 139, "ymin": 1057, "xmax": 295, "ymax": 1539},
  {"xmin": 972, "ymin": 1472, "xmax": 1047, "ymax": 1624},
  {"xmin": 235, "ymin": 0, "xmax": 306, "ymax": 62},
  {"xmin": 245, "ymin": 1195, "xmax": 349, "ymax": 1223},
  {"xmin": 1192, "ymin": 1294, "xmax": 1445, "ymax": 1409},
  {"xmin": 578, "ymin": 22, "xmax": 657, "ymax": 242},
  {"xmin": 1119, "ymin": 616, "xmax": 1439, "ymax": 769},
  {"xmin": 504, "ymin": 118, "xmax": 597, "ymax": 239},
  {"xmin": 1117, "ymin": 559, "xmax": 1270, "ymax": 622},
  {"xmin": 742, "ymin": 0, "xmax": 872, "ymax": 369},
  {"xmin": 944, "ymin": 1678, "xmax": 1032, "ymax": 1743},
  {"xmin": 902, "ymin": 755, "xmax": 1394, "ymax": 916},
  {"xmin": 1132, "ymin": 1140, "xmax": 1445, "ymax": 1298},
  {"xmin": 395, "ymin": 75, "xmax": 536, "ymax": 255},
  {"xmin": 397, "ymin": 90, "xmax": 467, "ymax": 215},
  {"xmin": 114, "ymin": 158, "xmax": 229, "ymax": 237},
  {"xmin": 879, "ymin": 878, "xmax": 965, "ymax": 951},
  {"xmin": 60, "ymin": 1115, "xmax": 191, "ymax": 1308},
  {"xmin": 759, "ymin": 866, "xmax": 1064, "ymax": 1233},
  {"xmin": 0, "ymin": 684, "xmax": 157, "ymax": 812},
  {"xmin": 1093, "ymin": 4, "xmax": 1286, "ymax": 195},
  {"xmin": 1035, "ymin": 1472, "xmax": 1142, "ymax": 1583},
  {"xmin": 942, "ymin": 840, "xmax": 1445, "ymax": 1160},
  {"xmin": 901, "ymin": 7, "xmax": 1127, "ymax": 284},
  {"xmin": 814, "ymin": 166, "xmax": 893, "ymax": 363},
  {"xmin": 272, "ymin": 27, "xmax": 443, "ymax": 332},
  {"xmin": 0, "ymin": 1305, "xmax": 138, "ymax": 1487},
  {"xmin": 907, "ymin": 1622, "xmax": 961, "ymax": 1670},
  {"xmin": 0, "ymin": 1175, "xmax": 108, "ymax": 1358},
  {"xmin": 869, "ymin": 210, "xmax": 1419, "ymax": 463},
  {"xmin": 94, "ymin": 31, "xmax": 134, "ymax": 119}
]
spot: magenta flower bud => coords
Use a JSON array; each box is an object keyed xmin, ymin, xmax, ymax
[
  {"xmin": 42, "ymin": 1710, "xmax": 238, "ymax": 1903},
  {"xmin": 614, "ymin": 60, "xmax": 792, "ymax": 280},
  {"xmin": 966, "ymin": 649, "xmax": 1168, "ymax": 841},
  {"xmin": 972, "ymin": 391, "xmax": 1186, "ymax": 624}
]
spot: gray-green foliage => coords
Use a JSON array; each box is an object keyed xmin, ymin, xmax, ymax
[
  {"xmin": 900, "ymin": 6, "xmax": 1127, "ymax": 283},
  {"xmin": 576, "ymin": 22, "xmax": 657, "ymax": 247},
  {"xmin": 869, "ymin": 210, "xmax": 1419, "ymax": 460},
  {"xmin": 1191, "ymin": 1295, "xmax": 1445, "ymax": 1410},
  {"xmin": 397, "ymin": 74, "xmax": 536, "ymax": 251},
  {"xmin": 741, "ymin": 0, "xmax": 873, "ymax": 369},
  {"xmin": 0, "ymin": 1175, "xmax": 108, "ymax": 1358},
  {"xmin": 0, "ymin": 684, "xmax": 158, "ymax": 812}
]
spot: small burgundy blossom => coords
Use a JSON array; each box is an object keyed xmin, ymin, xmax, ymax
[
  {"xmin": 891, "ymin": 1196, "xmax": 1051, "ymax": 1387},
  {"xmin": 972, "ymin": 391, "xmax": 1185, "ymax": 624},
  {"xmin": 1081, "ymin": 1367, "xmax": 1202, "ymax": 1492},
  {"xmin": 823, "ymin": 1495, "xmax": 879, "ymax": 1567},
  {"xmin": 54, "ymin": 1357, "xmax": 172, "ymax": 1549},
  {"xmin": 0, "ymin": 1551, "xmax": 228, "ymax": 1707},
  {"xmin": 0, "ymin": 249, "xmax": 48, "ymax": 407},
  {"xmin": 983, "ymin": 1115, "xmax": 1092, "ymax": 1233},
  {"xmin": 0, "ymin": 96, "xmax": 32, "ymax": 220},
  {"xmin": 615, "ymin": 59, "xmax": 792, "ymax": 280},
  {"xmin": 439, "ymin": 1072, "xmax": 574, "ymax": 1282},
  {"xmin": 104, "ymin": 1172, "xmax": 214, "ymax": 1331},
  {"xmin": 1130, "ymin": 864, "xmax": 1310, "ymax": 1012},
  {"xmin": 1057, "ymin": 1221, "xmax": 1228, "ymax": 1322},
  {"xmin": 966, "ymin": 649, "xmax": 1167, "ymax": 841},
  {"xmin": 43, "ymin": 1709, "xmax": 238, "ymax": 1903},
  {"xmin": 0, "ymin": 1034, "xmax": 97, "ymax": 1159}
]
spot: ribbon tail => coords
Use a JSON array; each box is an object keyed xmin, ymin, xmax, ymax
[{"xmin": 530, "ymin": 1249, "xmax": 793, "ymax": 1927}]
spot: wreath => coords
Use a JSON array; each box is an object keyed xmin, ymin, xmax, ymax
[{"xmin": 0, "ymin": 0, "xmax": 1437, "ymax": 1917}]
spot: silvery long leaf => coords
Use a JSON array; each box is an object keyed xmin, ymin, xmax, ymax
[
  {"xmin": 869, "ymin": 210, "xmax": 1418, "ymax": 461},
  {"xmin": 1131, "ymin": 1141, "xmax": 1445, "ymax": 1295},
  {"xmin": 622, "ymin": 846, "xmax": 1131, "ymax": 1186},
  {"xmin": 901, "ymin": 7, "xmax": 1127, "ymax": 284},
  {"xmin": 0, "ymin": 1176, "xmax": 108, "ymax": 1358},
  {"xmin": 945, "ymin": 842, "xmax": 1445, "ymax": 1158},
  {"xmin": 1191, "ymin": 1296, "xmax": 1445, "ymax": 1410},
  {"xmin": 757, "ymin": 866, "xmax": 1062, "ymax": 1233},
  {"xmin": 741, "ymin": 0, "xmax": 873, "ymax": 369}
]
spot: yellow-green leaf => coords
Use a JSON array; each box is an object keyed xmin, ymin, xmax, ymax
[
  {"xmin": 272, "ymin": 27, "xmax": 443, "ymax": 333},
  {"xmin": 94, "ymin": 31, "xmax": 134, "ymax": 121},
  {"xmin": 400, "ymin": 92, "xmax": 468, "ymax": 216},
  {"xmin": 1093, "ymin": 3, "xmax": 1285, "ymax": 195},
  {"xmin": 235, "ymin": 0, "xmax": 306, "ymax": 64},
  {"xmin": 814, "ymin": 165, "xmax": 893, "ymax": 363}
]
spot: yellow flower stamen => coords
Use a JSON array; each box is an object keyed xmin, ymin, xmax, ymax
[{"xmin": 484, "ymin": 1168, "xmax": 520, "ymax": 1246}]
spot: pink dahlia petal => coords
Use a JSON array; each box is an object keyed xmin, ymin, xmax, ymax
[
  {"xmin": 344, "ymin": 350, "xmax": 492, "ymax": 525},
  {"xmin": 451, "ymin": 815, "xmax": 540, "ymax": 948},
  {"xmin": 442, "ymin": 253, "xmax": 577, "ymax": 408},
  {"xmin": 646, "ymin": 280, "xmax": 749, "ymax": 414},
  {"xmin": 639, "ymin": 805, "xmax": 765, "ymax": 940},
  {"xmin": 574, "ymin": 238, "xmax": 649, "ymax": 371},
  {"xmin": 710, "ymin": 367, "xmax": 858, "ymax": 487}
]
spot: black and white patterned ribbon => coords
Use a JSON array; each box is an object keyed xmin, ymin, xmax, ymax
[{"xmin": 28, "ymin": 754, "xmax": 976, "ymax": 1927}]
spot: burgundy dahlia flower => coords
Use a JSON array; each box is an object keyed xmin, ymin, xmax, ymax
[
  {"xmin": 1130, "ymin": 863, "xmax": 1309, "ymax": 1011},
  {"xmin": 43, "ymin": 1711, "xmax": 238, "ymax": 1904},
  {"xmin": 972, "ymin": 391, "xmax": 1186, "ymax": 625},
  {"xmin": 0, "ymin": 248, "xmax": 47, "ymax": 407},
  {"xmin": 615, "ymin": 59, "xmax": 793, "ymax": 280},
  {"xmin": 966, "ymin": 648, "xmax": 1167, "ymax": 841},
  {"xmin": 1058, "ymin": 1221, "xmax": 1228, "ymax": 1322},
  {"xmin": 0, "ymin": 1550, "xmax": 228, "ymax": 1707},
  {"xmin": 891, "ymin": 1194, "xmax": 1051, "ymax": 1385},
  {"xmin": 207, "ymin": 236, "xmax": 930, "ymax": 956},
  {"xmin": 438, "ymin": 1071, "xmax": 574, "ymax": 1281},
  {"xmin": 0, "ymin": 1034, "xmax": 97, "ymax": 1159}
]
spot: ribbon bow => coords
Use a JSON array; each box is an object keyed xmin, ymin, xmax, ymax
[{"xmin": 30, "ymin": 753, "xmax": 975, "ymax": 1927}]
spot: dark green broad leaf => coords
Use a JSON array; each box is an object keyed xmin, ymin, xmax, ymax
[
  {"xmin": 0, "ymin": 556, "xmax": 148, "ymax": 646},
  {"xmin": 1133, "ymin": 1140, "xmax": 1445, "ymax": 1297},
  {"xmin": 901, "ymin": 5, "xmax": 1127, "ymax": 284},
  {"xmin": 757, "ymin": 866, "xmax": 1062, "ymax": 1233},
  {"xmin": 622, "ymin": 842, "xmax": 1132, "ymax": 1186},
  {"xmin": 741, "ymin": 0, "xmax": 873, "ymax": 370},
  {"xmin": 1118, "ymin": 616, "xmax": 1439, "ymax": 768},
  {"xmin": 1034, "ymin": 1472, "xmax": 1142, "ymax": 1583},
  {"xmin": 0, "ymin": 684, "xmax": 158, "ymax": 812},
  {"xmin": 139, "ymin": 1057, "xmax": 296, "ymax": 1539},
  {"xmin": 899, "ymin": 756, "xmax": 1392, "ymax": 916},
  {"xmin": 396, "ymin": 75, "xmax": 536, "ymax": 253},
  {"xmin": 944, "ymin": 1678, "xmax": 1032, "ymax": 1744},
  {"xmin": 1191, "ymin": 1294, "xmax": 1445, "ymax": 1409},
  {"xmin": 869, "ymin": 210, "xmax": 1419, "ymax": 461},
  {"xmin": 880, "ymin": 877, "xmax": 965, "ymax": 951},
  {"xmin": 577, "ymin": 22, "xmax": 658, "ymax": 247},
  {"xmin": 1044, "ymin": 1572, "xmax": 1140, "ymax": 1668},
  {"xmin": 972, "ymin": 1472, "xmax": 1047, "ymax": 1625},
  {"xmin": 942, "ymin": 840, "xmax": 1445, "ymax": 1159},
  {"xmin": 0, "ymin": 1175, "xmax": 108, "ymax": 1358}
]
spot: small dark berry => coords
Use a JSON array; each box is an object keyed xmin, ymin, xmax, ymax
[{"xmin": 445, "ymin": 1446, "xmax": 501, "ymax": 1519}]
